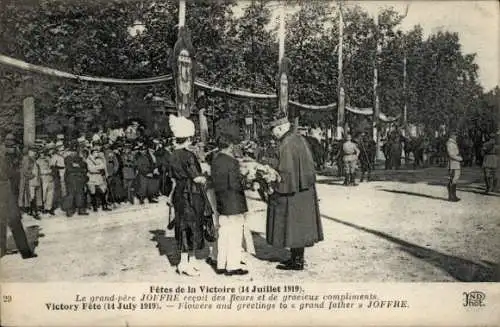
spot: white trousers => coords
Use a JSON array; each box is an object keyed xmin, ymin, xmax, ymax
[
  {"xmin": 41, "ymin": 176, "xmax": 54, "ymax": 210},
  {"xmin": 217, "ymin": 214, "xmax": 244, "ymax": 271},
  {"xmin": 242, "ymin": 214, "xmax": 255, "ymax": 255}
]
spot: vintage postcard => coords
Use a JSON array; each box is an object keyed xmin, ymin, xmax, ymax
[{"xmin": 0, "ymin": 0, "xmax": 499, "ymax": 326}]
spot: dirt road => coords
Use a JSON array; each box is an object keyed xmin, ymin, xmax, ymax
[{"xmin": 2, "ymin": 167, "xmax": 498, "ymax": 282}]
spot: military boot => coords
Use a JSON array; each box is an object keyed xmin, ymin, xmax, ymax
[
  {"xmin": 350, "ymin": 174, "xmax": 357, "ymax": 186},
  {"xmin": 447, "ymin": 183, "xmax": 453, "ymax": 201},
  {"xmin": 90, "ymin": 195, "xmax": 98, "ymax": 212},
  {"xmin": 451, "ymin": 184, "xmax": 461, "ymax": 202},
  {"xmin": 343, "ymin": 174, "xmax": 349, "ymax": 186}
]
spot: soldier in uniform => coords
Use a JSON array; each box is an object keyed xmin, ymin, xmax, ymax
[
  {"xmin": 358, "ymin": 133, "xmax": 376, "ymax": 182},
  {"xmin": 37, "ymin": 144, "xmax": 55, "ymax": 215},
  {"xmin": 122, "ymin": 143, "xmax": 137, "ymax": 204},
  {"xmin": 51, "ymin": 141, "xmax": 67, "ymax": 205},
  {"xmin": 103, "ymin": 143, "xmax": 120, "ymax": 205},
  {"xmin": 64, "ymin": 143, "xmax": 89, "ymax": 216},
  {"xmin": 481, "ymin": 132, "xmax": 498, "ymax": 194},
  {"xmin": 135, "ymin": 142, "xmax": 158, "ymax": 205},
  {"xmin": 4, "ymin": 133, "xmax": 21, "ymax": 199},
  {"xmin": 446, "ymin": 131, "xmax": 463, "ymax": 202},
  {"xmin": 342, "ymin": 134, "xmax": 360, "ymax": 186},
  {"xmin": 0, "ymin": 132, "xmax": 37, "ymax": 259},
  {"xmin": 18, "ymin": 145, "xmax": 42, "ymax": 219},
  {"xmin": 155, "ymin": 140, "xmax": 172, "ymax": 196},
  {"xmin": 266, "ymin": 115, "xmax": 323, "ymax": 271},
  {"xmin": 85, "ymin": 147, "xmax": 111, "ymax": 212},
  {"xmin": 147, "ymin": 140, "xmax": 161, "ymax": 198}
]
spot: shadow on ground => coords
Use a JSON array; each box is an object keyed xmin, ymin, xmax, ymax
[
  {"xmin": 5, "ymin": 225, "xmax": 41, "ymax": 256},
  {"xmin": 149, "ymin": 229, "xmax": 209, "ymax": 267},
  {"xmin": 320, "ymin": 214, "xmax": 499, "ymax": 282},
  {"xmin": 380, "ymin": 189, "xmax": 449, "ymax": 201},
  {"xmin": 251, "ymin": 232, "xmax": 289, "ymax": 263},
  {"xmin": 318, "ymin": 167, "xmax": 485, "ymax": 189}
]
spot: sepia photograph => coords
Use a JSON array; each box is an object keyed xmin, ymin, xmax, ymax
[{"xmin": 0, "ymin": 0, "xmax": 499, "ymax": 325}]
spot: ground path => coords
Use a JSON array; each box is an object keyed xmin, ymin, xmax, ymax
[{"xmin": 2, "ymin": 167, "xmax": 499, "ymax": 282}]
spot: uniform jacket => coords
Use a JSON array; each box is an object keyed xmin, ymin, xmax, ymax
[
  {"xmin": 104, "ymin": 150, "xmax": 119, "ymax": 177},
  {"xmin": 446, "ymin": 138, "xmax": 462, "ymax": 170},
  {"xmin": 64, "ymin": 154, "xmax": 88, "ymax": 184},
  {"xmin": 122, "ymin": 152, "xmax": 137, "ymax": 180},
  {"xmin": 211, "ymin": 152, "xmax": 248, "ymax": 216},
  {"xmin": 4, "ymin": 146, "xmax": 21, "ymax": 180},
  {"xmin": 37, "ymin": 156, "xmax": 53, "ymax": 180},
  {"xmin": 86, "ymin": 155, "xmax": 107, "ymax": 187},
  {"xmin": 342, "ymin": 140, "xmax": 360, "ymax": 162},
  {"xmin": 482, "ymin": 139, "xmax": 498, "ymax": 169},
  {"xmin": 135, "ymin": 152, "xmax": 153, "ymax": 177}
]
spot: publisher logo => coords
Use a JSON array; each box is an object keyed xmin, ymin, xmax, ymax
[{"xmin": 463, "ymin": 291, "xmax": 486, "ymax": 307}]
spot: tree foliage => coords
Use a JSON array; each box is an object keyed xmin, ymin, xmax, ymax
[{"xmin": 0, "ymin": 0, "xmax": 496, "ymax": 137}]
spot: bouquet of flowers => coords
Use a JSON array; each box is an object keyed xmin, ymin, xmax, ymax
[{"xmin": 239, "ymin": 159, "xmax": 281, "ymax": 196}]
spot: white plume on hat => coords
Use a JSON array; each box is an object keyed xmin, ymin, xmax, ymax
[{"xmin": 169, "ymin": 114, "xmax": 195, "ymax": 138}]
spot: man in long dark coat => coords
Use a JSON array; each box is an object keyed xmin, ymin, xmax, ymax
[
  {"xmin": 4, "ymin": 133, "xmax": 21, "ymax": 200},
  {"xmin": 266, "ymin": 116, "xmax": 324, "ymax": 271},
  {"xmin": 0, "ymin": 132, "xmax": 37, "ymax": 259},
  {"xmin": 135, "ymin": 143, "xmax": 158, "ymax": 204},
  {"xmin": 64, "ymin": 143, "xmax": 89, "ymax": 217}
]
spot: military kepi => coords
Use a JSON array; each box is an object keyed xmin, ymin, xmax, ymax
[{"xmin": 269, "ymin": 113, "xmax": 289, "ymax": 128}]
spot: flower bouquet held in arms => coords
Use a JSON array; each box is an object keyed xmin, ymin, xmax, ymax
[{"xmin": 239, "ymin": 159, "xmax": 281, "ymax": 199}]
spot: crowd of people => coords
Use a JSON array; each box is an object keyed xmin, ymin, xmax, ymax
[
  {"xmin": 1, "ymin": 113, "xmax": 497, "ymax": 274},
  {"xmin": 1, "ymin": 114, "xmax": 325, "ymax": 276},
  {"xmin": 3, "ymin": 121, "xmax": 179, "ymax": 219}
]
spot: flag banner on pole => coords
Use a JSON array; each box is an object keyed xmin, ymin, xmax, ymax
[
  {"xmin": 277, "ymin": 57, "xmax": 291, "ymax": 117},
  {"xmin": 170, "ymin": 27, "xmax": 196, "ymax": 118}
]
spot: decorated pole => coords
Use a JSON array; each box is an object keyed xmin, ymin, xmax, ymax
[
  {"xmin": 373, "ymin": 12, "xmax": 382, "ymax": 159},
  {"xmin": 336, "ymin": 0, "xmax": 345, "ymax": 140},
  {"xmin": 402, "ymin": 38, "xmax": 408, "ymax": 133},
  {"xmin": 277, "ymin": 1, "xmax": 294, "ymax": 125},
  {"xmin": 178, "ymin": 0, "xmax": 186, "ymax": 28},
  {"xmin": 278, "ymin": 1, "xmax": 286, "ymax": 63},
  {"xmin": 171, "ymin": 0, "xmax": 195, "ymax": 118},
  {"xmin": 23, "ymin": 75, "xmax": 35, "ymax": 147}
]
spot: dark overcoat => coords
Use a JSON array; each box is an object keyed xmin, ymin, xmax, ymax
[{"xmin": 266, "ymin": 131, "xmax": 324, "ymax": 248}]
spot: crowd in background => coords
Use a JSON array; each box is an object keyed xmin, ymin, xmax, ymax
[
  {"xmin": 2, "ymin": 118, "xmax": 498, "ymax": 221},
  {"xmin": 2, "ymin": 121, "xmax": 185, "ymax": 219}
]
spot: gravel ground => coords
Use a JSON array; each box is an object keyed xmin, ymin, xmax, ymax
[{"xmin": 2, "ymin": 167, "xmax": 499, "ymax": 282}]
